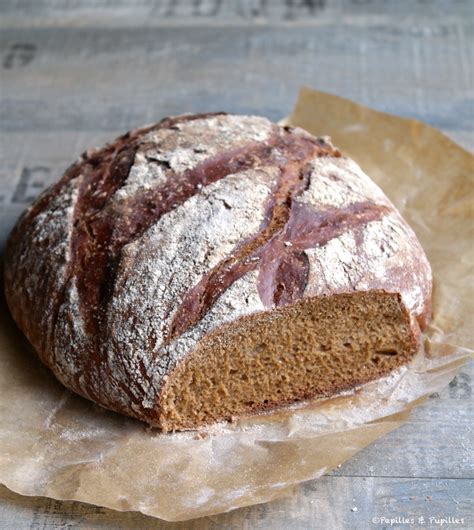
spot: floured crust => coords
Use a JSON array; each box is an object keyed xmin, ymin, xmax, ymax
[{"xmin": 4, "ymin": 113, "xmax": 432, "ymax": 428}]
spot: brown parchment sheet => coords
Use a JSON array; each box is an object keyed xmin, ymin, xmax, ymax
[{"xmin": 0, "ymin": 87, "xmax": 472, "ymax": 522}]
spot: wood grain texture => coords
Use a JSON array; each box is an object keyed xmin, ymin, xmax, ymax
[
  {"xmin": 0, "ymin": 476, "xmax": 472, "ymax": 529},
  {"xmin": 0, "ymin": 0, "xmax": 472, "ymax": 527}
]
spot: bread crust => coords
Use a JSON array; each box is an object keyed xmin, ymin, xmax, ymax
[{"xmin": 4, "ymin": 113, "xmax": 432, "ymax": 427}]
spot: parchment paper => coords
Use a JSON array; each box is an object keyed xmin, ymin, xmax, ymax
[{"xmin": 0, "ymin": 87, "xmax": 472, "ymax": 522}]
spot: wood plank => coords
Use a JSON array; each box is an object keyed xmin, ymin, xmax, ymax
[
  {"xmin": 1, "ymin": 0, "xmax": 473, "ymax": 27},
  {"xmin": 0, "ymin": 476, "xmax": 472, "ymax": 529},
  {"xmin": 0, "ymin": 23, "xmax": 472, "ymax": 133}
]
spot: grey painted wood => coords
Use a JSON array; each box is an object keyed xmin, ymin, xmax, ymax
[
  {"xmin": 0, "ymin": 476, "xmax": 472, "ymax": 529},
  {"xmin": 0, "ymin": 0, "xmax": 472, "ymax": 528},
  {"xmin": 1, "ymin": 24, "xmax": 472, "ymax": 133},
  {"xmin": 1, "ymin": 0, "xmax": 473, "ymax": 27}
]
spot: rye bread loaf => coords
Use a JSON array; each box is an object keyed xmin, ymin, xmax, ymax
[{"xmin": 4, "ymin": 113, "xmax": 432, "ymax": 431}]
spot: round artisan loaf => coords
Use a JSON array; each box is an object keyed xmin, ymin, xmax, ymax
[{"xmin": 4, "ymin": 113, "xmax": 432, "ymax": 431}]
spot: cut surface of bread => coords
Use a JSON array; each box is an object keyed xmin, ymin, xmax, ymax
[{"xmin": 158, "ymin": 290, "xmax": 418, "ymax": 431}]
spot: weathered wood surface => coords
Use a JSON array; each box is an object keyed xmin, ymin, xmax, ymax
[{"xmin": 0, "ymin": 1, "xmax": 472, "ymax": 528}]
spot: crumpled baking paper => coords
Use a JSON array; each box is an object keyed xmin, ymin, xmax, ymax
[{"xmin": 0, "ymin": 87, "xmax": 472, "ymax": 521}]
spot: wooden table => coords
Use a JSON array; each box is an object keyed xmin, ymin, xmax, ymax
[{"xmin": 0, "ymin": 1, "xmax": 472, "ymax": 528}]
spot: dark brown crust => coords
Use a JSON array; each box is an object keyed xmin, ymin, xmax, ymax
[
  {"xmin": 63, "ymin": 120, "xmax": 341, "ymax": 348},
  {"xmin": 168, "ymin": 131, "xmax": 341, "ymax": 339},
  {"xmin": 71, "ymin": 115, "xmax": 239, "ymax": 341}
]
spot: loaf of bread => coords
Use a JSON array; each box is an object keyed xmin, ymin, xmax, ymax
[{"xmin": 4, "ymin": 113, "xmax": 432, "ymax": 431}]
